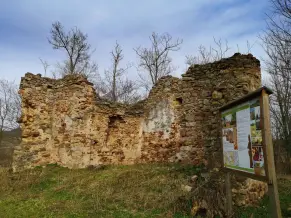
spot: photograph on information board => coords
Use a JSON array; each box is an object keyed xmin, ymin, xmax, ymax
[{"xmin": 221, "ymin": 98, "xmax": 265, "ymax": 176}]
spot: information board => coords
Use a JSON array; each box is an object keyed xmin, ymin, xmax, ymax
[
  {"xmin": 221, "ymin": 97, "xmax": 265, "ymax": 176},
  {"xmin": 220, "ymin": 87, "xmax": 282, "ymax": 218}
]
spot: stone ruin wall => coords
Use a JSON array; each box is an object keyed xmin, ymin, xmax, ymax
[
  {"xmin": 178, "ymin": 53, "xmax": 267, "ymax": 207},
  {"xmin": 181, "ymin": 53, "xmax": 261, "ymax": 169},
  {"xmin": 12, "ymin": 53, "xmax": 267, "ymax": 207},
  {"xmin": 13, "ymin": 53, "xmax": 262, "ymax": 170},
  {"xmin": 13, "ymin": 73, "xmax": 182, "ymax": 170}
]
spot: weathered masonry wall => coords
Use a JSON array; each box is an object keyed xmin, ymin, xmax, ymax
[
  {"xmin": 180, "ymin": 53, "xmax": 261, "ymax": 168},
  {"xmin": 13, "ymin": 74, "xmax": 181, "ymax": 170},
  {"xmin": 13, "ymin": 53, "xmax": 261, "ymax": 172}
]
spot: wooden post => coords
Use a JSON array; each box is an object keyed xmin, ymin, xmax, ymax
[
  {"xmin": 225, "ymin": 172, "xmax": 232, "ymax": 217},
  {"xmin": 261, "ymin": 89, "xmax": 282, "ymax": 218}
]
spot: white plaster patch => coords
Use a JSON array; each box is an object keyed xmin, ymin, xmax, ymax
[
  {"xmin": 64, "ymin": 115, "xmax": 73, "ymax": 130},
  {"xmin": 142, "ymin": 99, "xmax": 175, "ymax": 139}
]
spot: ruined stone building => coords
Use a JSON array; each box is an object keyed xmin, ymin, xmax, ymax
[{"xmin": 12, "ymin": 53, "xmax": 261, "ymax": 171}]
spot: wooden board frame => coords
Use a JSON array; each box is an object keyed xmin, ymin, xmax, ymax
[{"xmin": 219, "ymin": 86, "xmax": 282, "ymax": 218}]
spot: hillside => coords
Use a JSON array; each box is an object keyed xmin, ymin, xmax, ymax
[{"xmin": 0, "ymin": 164, "xmax": 290, "ymax": 217}]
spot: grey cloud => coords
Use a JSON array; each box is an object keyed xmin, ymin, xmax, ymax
[{"xmin": 0, "ymin": 0, "xmax": 269, "ymax": 83}]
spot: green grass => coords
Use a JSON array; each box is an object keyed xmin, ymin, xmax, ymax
[
  {"xmin": 0, "ymin": 164, "xmax": 290, "ymax": 218},
  {"xmin": 0, "ymin": 164, "xmax": 202, "ymax": 218}
]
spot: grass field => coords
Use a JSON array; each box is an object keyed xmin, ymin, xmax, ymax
[
  {"xmin": 0, "ymin": 164, "xmax": 201, "ymax": 218},
  {"xmin": 0, "ymin": 164, "xmax": 290, "ymax": 218}
]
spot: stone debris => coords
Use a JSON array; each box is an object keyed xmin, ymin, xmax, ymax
[
  {"xmin": 191, "ymin": 175, "xmax": 198, "ymax": 183},
  {"xmin": 181, "ymin": 185, "xmax": 193, "ymax": 192}
]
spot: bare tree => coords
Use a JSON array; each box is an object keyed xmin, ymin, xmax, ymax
[
  {"xmin": 246, "ymin": 40, "xmax": 256, "ymax": 54},
  {"xmin": 261, "ymin": 0, "xmax": 291, "ymax": 155},
  {"xmin": 39, "ymin": 58, "xmax": 50, "ymax": 77},
  {"xmin": 38, "ymin": 58, "xmax": 58, "ymax": 79},
  {"xmin": 0, "ymin": 79, "xmax": 20, "ymax": 146},
  {"xmin": 185, "ymin": 37, "xmax": 230, "ymax": 66},
  {"xmin": 185, "ymin": 38, "xmax": 258, "ymax": 70},
  {"xmin": 97, "ymin": 42, "xmax": 141, "ymax": 103},
  {"xmin": 134, "ymin": 32, "xmax": 183, "ymax": 92},
  {"xmin": 48, "ymin": 21, "xmax": 98, "ymax": 80}
]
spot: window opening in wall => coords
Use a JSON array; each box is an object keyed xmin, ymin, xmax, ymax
[
  {"xmin": 175, "ymin": 97, "xmax": 183, "ymax": 105},
  {"xmin": 108, "ymin": 115, "xmax": 125, "ymax": 128}
]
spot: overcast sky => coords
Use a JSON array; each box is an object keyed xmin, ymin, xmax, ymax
[{"xmin": 0, "ymin": 0, "xmax": 270, "ymax": 85}]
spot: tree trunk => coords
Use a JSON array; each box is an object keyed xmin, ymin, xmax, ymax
[{"xmin": 112, "ymin": 60, "xmax": 118, "ymax": 102}]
